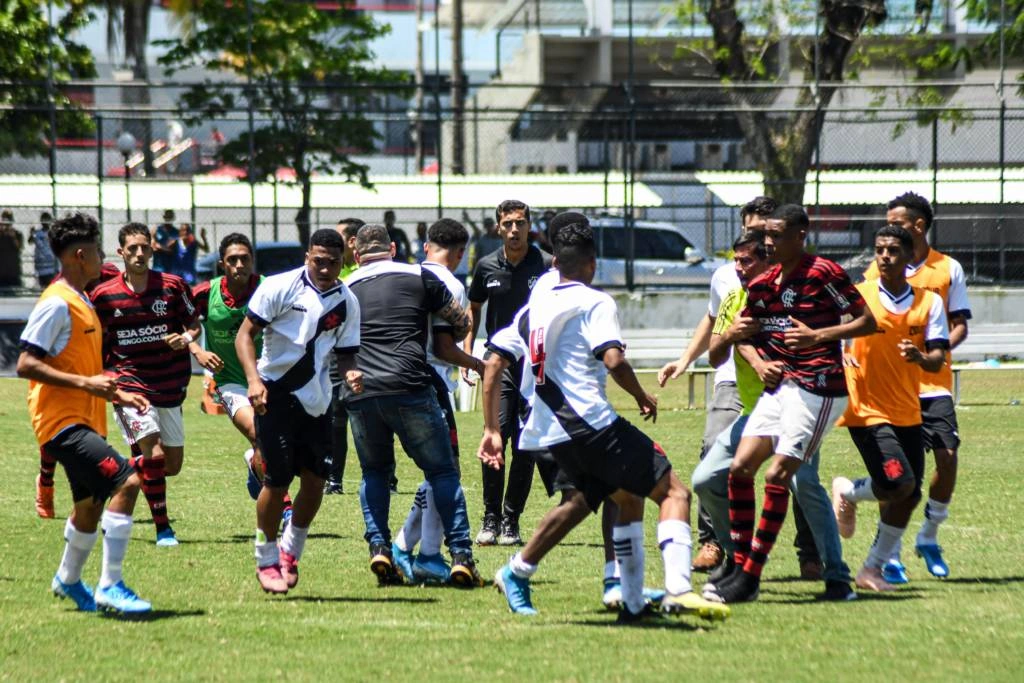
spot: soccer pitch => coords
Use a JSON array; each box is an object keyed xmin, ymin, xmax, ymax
[{"xmin": 1, "ymin": 372, "xmax": 1023, "ymax": 681}]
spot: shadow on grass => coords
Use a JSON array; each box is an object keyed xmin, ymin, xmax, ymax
[
  {"xmin": 570, "ymin": 616, "xmax": 705, "ymax": 631},
  {"xmin": 764, "ymin": 589, "xmax": 925, "ymax": 605},
  {"xmin": 185, "ymin": 532, "xmax": 345, "ymax": 545},
  {"xmin": 99, "ymin": 608, "xmax": 206, "ymax": 622},
  {"xmin": 941, "ymin": 575, "xmax": 1024, "ymax": 585},
  {"xmin": 285, "ymin": 595, "xmax": 438, "ymax": 604}
]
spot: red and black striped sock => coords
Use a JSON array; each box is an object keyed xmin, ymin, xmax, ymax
[
  {"xmin": 743, "ymin": 483, "xmax": 790, "ymax": 578},
  {"xmin": 728, "ymin": 473, "xmax": 757, "ymax": 567},
  {"xmin": 142, "ymin": 456, "xmax": 171, "ymax": 533},
  {"xmin": 38, "ymin": 447, "xmax": 57, "ymax": 487}
]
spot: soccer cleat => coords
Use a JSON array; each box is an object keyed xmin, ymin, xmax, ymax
[
  {"xmin": 323, "ymin": 479, "xmax": 344, "ymax": 495},
  {"xmin": 391, "ymin": 542, "xmax": 416, "ymax": 584},
  {"xmin": 95, "ymin": 581, "xmax": 152, "ymax": 614},
  {"xmin": 243, "ymin": 449, "xmax": 262, "ymax": 500},
  {"xmin": 702, "ymin": 556, "xmax": 736, "ymax": 595},
  {"xmin": 692, "ymin": 542, "xmax": 724, "ymax": 572},
  {"xmin": 615, "ymin": 604, "xmax": 665, "ymax": 625},
  {"xmin": 495, "ymin": 564, "xmax": 537, "ymax": 616},
  {"xmin": 257, "ymin": 564, "xmax": 289, "ymax": 594},
  {"xmin": 155, "ymin": 527, "xmax": 179, "ymax": 547},
  {"xmin": 661, "ymin": 591, "xmax": 731, "ymax": 621},
  {"xmin": 882, "ymin": 559, "xmax": 910, "ymax": 585},
  {"xmin": 800, "ymin": 559, "xmax": 824, "ymax": 581},
  {"xmin": 413, "ymin": 553, "xmax": 451, "ymax": 584},
  {"xmin": 51, "ymin": 575, "xmax": 96, "ymax": 612},
  {"xmin": 279, "ymin": 549, "xmax": 299, "ymax": 589},
  {"xmin": 817, "ymin": 580, "xmax": 858, "ymax": 602},
  {"xmin": 705, "ymin": 571, "xmax": 760, "ymax": 604},
  {"xmin": 915, "ymin": 544, "xmax": 949, "ymax": 578},
  {"xmin": 602, "ymin": 579, "xmax": 665, "ymax": 611},
  {"xmin": 475, "ymin": 514, "xmax": 500, "ymax": 546},
  {"xmin": 498, "ymin": 516, "xmax": 523, "ymax": 546},
  {"xmin": 370, "ymin": 543, "xmax": 402, "ymax": 586},
  {"xmin": 855, "ymin": 566, "xmax": 896, "ymax": 592},
  {"xmin": 35, "ymin": 475, "xmax": 55, "ymax": 519},
  {"xmin": 832, "ymin": 477, "xmax": 857, "ymax": 539},
  {"xmin": 449, "ymin": 553, "xmax": 485, "ymax": 588}
]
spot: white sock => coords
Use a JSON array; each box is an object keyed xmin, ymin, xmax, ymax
[
  {"xmin": 57, "ymin": 518, "xmax": 98, "ymax": 584},
  {"xmin": 656, "ymin": 519, "xmax": 693, "ymax": 596},
  {"xmin": 917, "ymin": 498, "xmax": 950, "ymax": 545},
  {"xmin": 844, "ymin": 477, "xmax": 878, "ymax": 504},
  {"xmin": 395, "ymin": 484, "xmax": 428, "ymax": 552},
  {"xmin": 419, "ymin": 484, "xmax": 444, "ymax": 556},
  {"xmin": 612, "ymin": 522, "xmax": 645, "ymax": 614},
  {"xmin": 603, "ymin": 560, "xmax": 617, "ymax": 582},
  {"xmin": 99, "ymin": 510, "xmax": 133, "ymax": 588},
  {"xmin": 867, "ymin": 521, "xmax": 905, "ymax": 570},
  {"xmin": 280, "ymin": 523, "xmax": 309, "ymax": 561},
  {"xmin": 244, "ymin": 448, "xmax": 255, "ymax": 468},
  {"xmin": 254, "ymin": 529, "xmax": 278, "ymax": 568},
  {"xmin": 890, "ymin": 536, "xmax": 903, "ymax": 564},
  {"xmin": 510, "ymin": 552, "xmax": 538, "ymax": 579}
]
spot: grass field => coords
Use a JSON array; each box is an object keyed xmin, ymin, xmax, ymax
[{"xmin": 1, "ymin": 371, "xmax": 1023, "ymax": 682}]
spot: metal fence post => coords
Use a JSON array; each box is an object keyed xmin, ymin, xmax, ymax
[
  {"xmin": 931, "ymin": 117, "xmax": 939, "ymax": 248},
  {"xmin": 96, "ymin": 115, "xmax": 104, "ymax": 230}
]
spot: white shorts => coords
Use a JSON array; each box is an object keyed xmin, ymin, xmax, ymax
[
  {"xmin": 742, "ymin": 379, "xmax": 846, "ymax": 462},
  {"xmin": 215, "ymin": 382, "xmax": 252, "ymax": 419},
  {"xmin": 114, "ymin": 404, "xmax": 186, "ymax": 448}
]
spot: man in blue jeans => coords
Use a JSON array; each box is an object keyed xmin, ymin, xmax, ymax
[
  {"xmin": 692, "ymin": 230, "xmax": 856, "ymax": 602},
  {"xmin": 345, "ymin": 224, "xmax": 483, "ymax": 587}
]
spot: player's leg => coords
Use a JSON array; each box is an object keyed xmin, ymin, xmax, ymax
[
  {"xmin": 916, "ymin": 397, "xmax": 959, "ymax": 577},
  {"xmin": 153, "ymin": 406, "xmax": 186, "ymax": 545},
  {"xmin": 393, "ymin": 484, "xmax": 428, "ymax": 582},
  {"xmin": 693, "ymin": 382, "xmax": 741, "ymax": 571},
  {"xmin": 251, "ymin": 398, "xmax": 298, "ymax": 594},
  {"xmin": 500, "ymin": 392, "xmax": 536, "ymax": 546},
  {"xmin": 692, "ymin": 416, "xmax": 745, "ymax": 594},
  {"xmin": 478, "ymin": 366, "xmax": 517, "ymax": 545},
  {"xmin": 35, "ymin": 446, "xmax": 58, "ymax": 518},
  {"xmin": 325, "ymin": 383, "xmax": 347, "ymax": 494}
]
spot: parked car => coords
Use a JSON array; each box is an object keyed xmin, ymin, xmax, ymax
[
  {"xmin": 590, "ymin": 217, "xmax": 726, "ymax": 288},
  {"xmin": 196, "ymin": 241, "xmax": 305, "ymax": 281}
]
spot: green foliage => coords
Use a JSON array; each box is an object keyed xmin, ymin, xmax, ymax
[{"xmin": 0, "ymin": 0, "xmax": 96, "ymax": 158}]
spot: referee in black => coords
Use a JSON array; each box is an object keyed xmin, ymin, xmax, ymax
[{"xmin": 464, "ymin": 199, "xmax": 551, "ymax": 546}]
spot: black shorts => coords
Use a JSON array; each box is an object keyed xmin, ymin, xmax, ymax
[
  {"xmin": 848, "ymin": 424, "xmax": 925, "ymax": 494},
  {"xmin": 255, "ymin": 387, "xmax": 332, "ymax": 488},
  {"xmin": 920, "ymin": 396, "xmax": 961, "ymax": 452},
  {"xmin": 428, "ymin": 368, "xmax": 460, "ymax": 474},
  {"xmin": 44, "ymin": 426, "xmax": 134, "ymax": 504},
  {"xmin": 532, "ymin": 449, "xmax": 579, "ymax": 498},
  {"xmin": 549, "ymin": 417, "xmax": 672, "ymax": 512}
]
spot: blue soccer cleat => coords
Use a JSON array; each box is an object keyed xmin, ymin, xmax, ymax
[
  {"xmin": 602, "ymin": 578, "xmax": 666, "ymax": 611},
  {"xmin": 413, "ymin": 553, "xmax": 451, "ymax": 584},
  {"xmin": 495, "ymin": 564, "xmax": 537, "ymax": 616},
  {"xmin": 391, "ymin": 542, "xmax": 416, "ymax": 584},
  {"xmin": 915, "ymin": 544, "xmax": 949, "ymax": 578},
  {"xmin": 51, "ymin": 575, "xmax": 96, "ymax": 612},
  {"xmin": 95, "ymin": 581, "xmax": 152, "ymax": 614},
  {"xmin": 882, "ymin": 559, "xmax": 910, "ymax": 585},
  {"xmin": 155, "ymin": 527, "xmax": 179, "ymax": 547}
]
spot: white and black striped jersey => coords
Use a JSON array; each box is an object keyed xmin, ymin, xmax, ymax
[
  {"xmin": 421, "ymin": 260, "xmax": 468, "ymax": 393},
  {"xmin": 346, "ymin": 259, "xmax": 458, "ymax": 400},
  {"xmin": 487, "ymin": 281, "xmax": 624, "ymax": 449},
  {"xmin": 246, "ymin": 266, "xmax": 361, "ymax": 416}
]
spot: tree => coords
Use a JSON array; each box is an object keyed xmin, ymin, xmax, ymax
[
  {"xmin": 158, "ymin": 0, "xmax": 395, "ymax": 245},
  {"xmin": 0, "ymin": 0, "xmax": 95, "ymax": 159}
]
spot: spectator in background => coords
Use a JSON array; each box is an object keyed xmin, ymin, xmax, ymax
[
  {"xmin": 412, "ymin": 222, "xmax": 428, "ymax": 263},
  {"xmin": 469, "ymin": 216, "xmax": 502, "ymax": 269},
  {"xmin": 0, "ymin": 209, "xmax": 23, "ymax": 287},
  {"xmin": 152, "ymin": 210, "xmax": 178, "ymax": 272},
  {"xmin": 169, "ymin": 223, "xmax": 210, "ymax": 285},
  {"xmin": 383, "ymin": 210, "xmax": 412, "ymax": 263},
  {"xmin": 29, "ymin": 212, "xmax": 58, "ymax": 288}
]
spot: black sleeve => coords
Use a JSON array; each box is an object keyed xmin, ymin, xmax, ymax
[
  {"xmin": 421, "ymin": 268, "xmax": 454, "ymax": 313},
  {"xmin": 467, "ymin": 258, "xmax": 489, "ymax": 303}
]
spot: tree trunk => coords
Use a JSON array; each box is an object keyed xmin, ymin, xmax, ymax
[
  {"xmin": 125, "ymin": 0, "xmax": 154, "ymax": 177},
  {"xmin": 296, "ymin": 171, "xmax": 312, "ymax": 247}
]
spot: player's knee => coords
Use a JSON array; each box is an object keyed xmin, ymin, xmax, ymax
[
  {"xmin": 763, "ymin": 463, "xmax": 793, "ymax": 487},
  {"xmin": 119, "ymin": 472, "xmax": 142, "ymax": 497}
]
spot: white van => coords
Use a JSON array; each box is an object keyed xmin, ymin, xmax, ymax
[{"xmin": 590, "ymin": 217, "xmax": 725, "ymax": 288}]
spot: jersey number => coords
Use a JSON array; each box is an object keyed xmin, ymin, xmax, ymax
[{"xmin": 530, "ymin": 327, "xmax": 546, "ymax": 385}]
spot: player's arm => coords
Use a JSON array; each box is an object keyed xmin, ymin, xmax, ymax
[
  {"xmin": 784, "ymin": 306, "xmax": 876, "ymax": 350},
  {"xmin": 434, "ymin": 330, "xmax": 485, "ymax": 378},
  {"xmin": 735, "ymin": 341, "xmax": 784, "ymax": 390},
  {"xmin": 948, "ymin": 314, "xmax": 968, "ymax": 349},
  {"xmin": 236, "ymin": 316, "xmax": 267, "ymax": 414},
  {"xmin": 186, "ymin": 282, "xmax": 224, "ymax": 372},
  {"xmin": 708, "ymin": 299, "xmax": 759, "ymax": 368},
  {"xmin": 477, "ymin": 351, "xmax": 510, "ymax": 470},
  {"xmin": 16, "ymin": 352, "xmax": 117, "ymax": 400},
  {"xmin": 461, "ymin": 301, "xmax": 484, "ymax": 381},
  {"xmin": 335, "ymin": 351, "xmax": 362, "ymax": 395},
  {"xmin": 604, "ymin": 347, "xmax": 657, "ymax": 422},
  {"xmin": 658, "ymin": 312, "xmax": 712, "ymax": 386},
  {"xmin": 424, "ymin": 270, "xmax": 470, "ymax": 341},
  {"xmin": 902, "ymin": 292, "xmax": 950, "ymax": 373},
  {"xmin": 947, "ymin": 259, "xmax": 971, "ymax": 350}
]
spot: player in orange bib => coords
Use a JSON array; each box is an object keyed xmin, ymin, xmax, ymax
[
  {"xmin": 859, "ymin": 192, "xmax": 969, "ymax": 581},
  {"xmin": 831, "ymin": 225, "xmax": 950, "ymax": 591}
]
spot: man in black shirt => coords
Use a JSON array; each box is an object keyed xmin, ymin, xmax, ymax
[
  {"xmin": 465, "ymin": 199, "xmax": 552, "ymax": 546},
  {"xmin": 346, "ymin": 224, "xmax": 483, "ymax": 587}
]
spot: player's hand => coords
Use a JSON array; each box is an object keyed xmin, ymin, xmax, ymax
[
  {"xmin": 345, "ymin": 369, "xmax": 364, "ymax": 394},
  {"xmin": 248, "ymin": 379, "xmax": 269, "ymax": 415},
  {"xmin": 784, "ymin": 317, "xmax": 821, "ymax": 350},
  {"xmin": 754, "ymin": 359, "xmax": 785, "ymax": 390},
  {"xmin": 196, "ymin": 350, "xmax": 224, "ymax": 373},
  {"xmin": 635, "ymin": 391, "xmax": 658, "ymax": 423},
  {"xmin": 842, "ymin": 352, "xmax": 860, "ymax": 368},
  {"xmin": 898, "ymin": 339, "xmax": 924, "ymax": 365},
  {"xmin": 163, "ymin": 333, "xmax": 190, "ymax": 351},
  {"xmin": 82, "ymin": 374, "xmax": 117, "ymax": 400},
  {"xmin": 657, "ymin": 359, "xmax": 689, "ymax": 387},
  {"xmin": 477, "ymin": 428, "xmax": 505, "ymax": 470},
  {"xmin": 115, "ymin": 390, "xmax": 150, "ymax": 413},
  {"xmin": 726, "ymin": 316, "xmax": 760, "ymax": 342},
  {"xmin": 461, "ymin": 366, "xmax": 478, "ymax": 386}
]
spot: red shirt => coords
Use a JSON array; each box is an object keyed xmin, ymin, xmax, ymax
[
  {"xmin": 741, "ymin": 253, "xmax": 865, "ymax": 397},
  {"xmin": 90, "ymin": 271, "xmax": 198, "ymax": 407}
]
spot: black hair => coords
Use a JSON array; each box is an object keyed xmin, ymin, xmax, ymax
[
  {"xmin": 495, "ymin": 199, "xmax": 531, "ymax": 224},
  {"xmin": 547, "ymin": 211, "xmax": 589, "ymax": 246},
  {"xmin": 875, "ymin": 224, "xmax": 914, "ymax": 254},
  {"xmin": 49, "ymin": 212, "xmax": 100, "ymax": 258},
  {"xmin": 428, "ymin": 218, "xmax": 469, "ymax": 248},
  {"xmin": 309, "ymin": 228, "xmax": 345, "ymax": 251},
  {"xmin": 733, "ymin": 230, "xmax": 767, "ymax": 260},
  {"xmin": 554, "ymin": 222, "xmax": 596, "ymax": 277},
  {"xmin": 219, "ymin": 232, "xmax": 254, "ymax": 259},
  {"xmin": 354, "ymin": 223, "xmax": 391, "ymax": 255},
  {"xmin": 337, "ymin": 217, "xmax": 365, "ymax": 241},
  {"xmin": 118, "ymin": 222, "xmax": 150, "ymax": 246},
  {"xmin": 887, "ymin": 192, "xmax": 933, "ymax": 230},
  {"xmin": 740, "ymin": 196, "xmax": 778, "ymax": 223},
  {"xmin": 769, "ymin": 204, "xmax": 809, "ymax": 232}
]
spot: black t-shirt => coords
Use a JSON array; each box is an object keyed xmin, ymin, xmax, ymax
[
  {"xmin": 345, "ymin": 260, "xmax": 453, "ymax": 400},
  {"xmin": 468, "ymin": 245, "xmax": 552, "ymax": 340}
]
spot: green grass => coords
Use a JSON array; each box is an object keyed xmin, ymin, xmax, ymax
[{"xmin": 2, "ymin": 371, "xmax": 1024, "ymax": 681}]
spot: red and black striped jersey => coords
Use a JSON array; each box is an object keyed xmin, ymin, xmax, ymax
[
  {"xmin": 90, "ymin": 271, "xmax": 198, "ymax": 407},
  {"xmin": 741, "ymin": 253, "xmax": 865, "ymax": 397}
]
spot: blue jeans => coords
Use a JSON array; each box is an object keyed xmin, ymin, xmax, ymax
[
  {"xmin": 692, "ymin": 415, "xmax": 852, "ymax": 584},
  {"xmin": 348, "ymin": 389, "xmax": 471, "ymax": 555}
]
